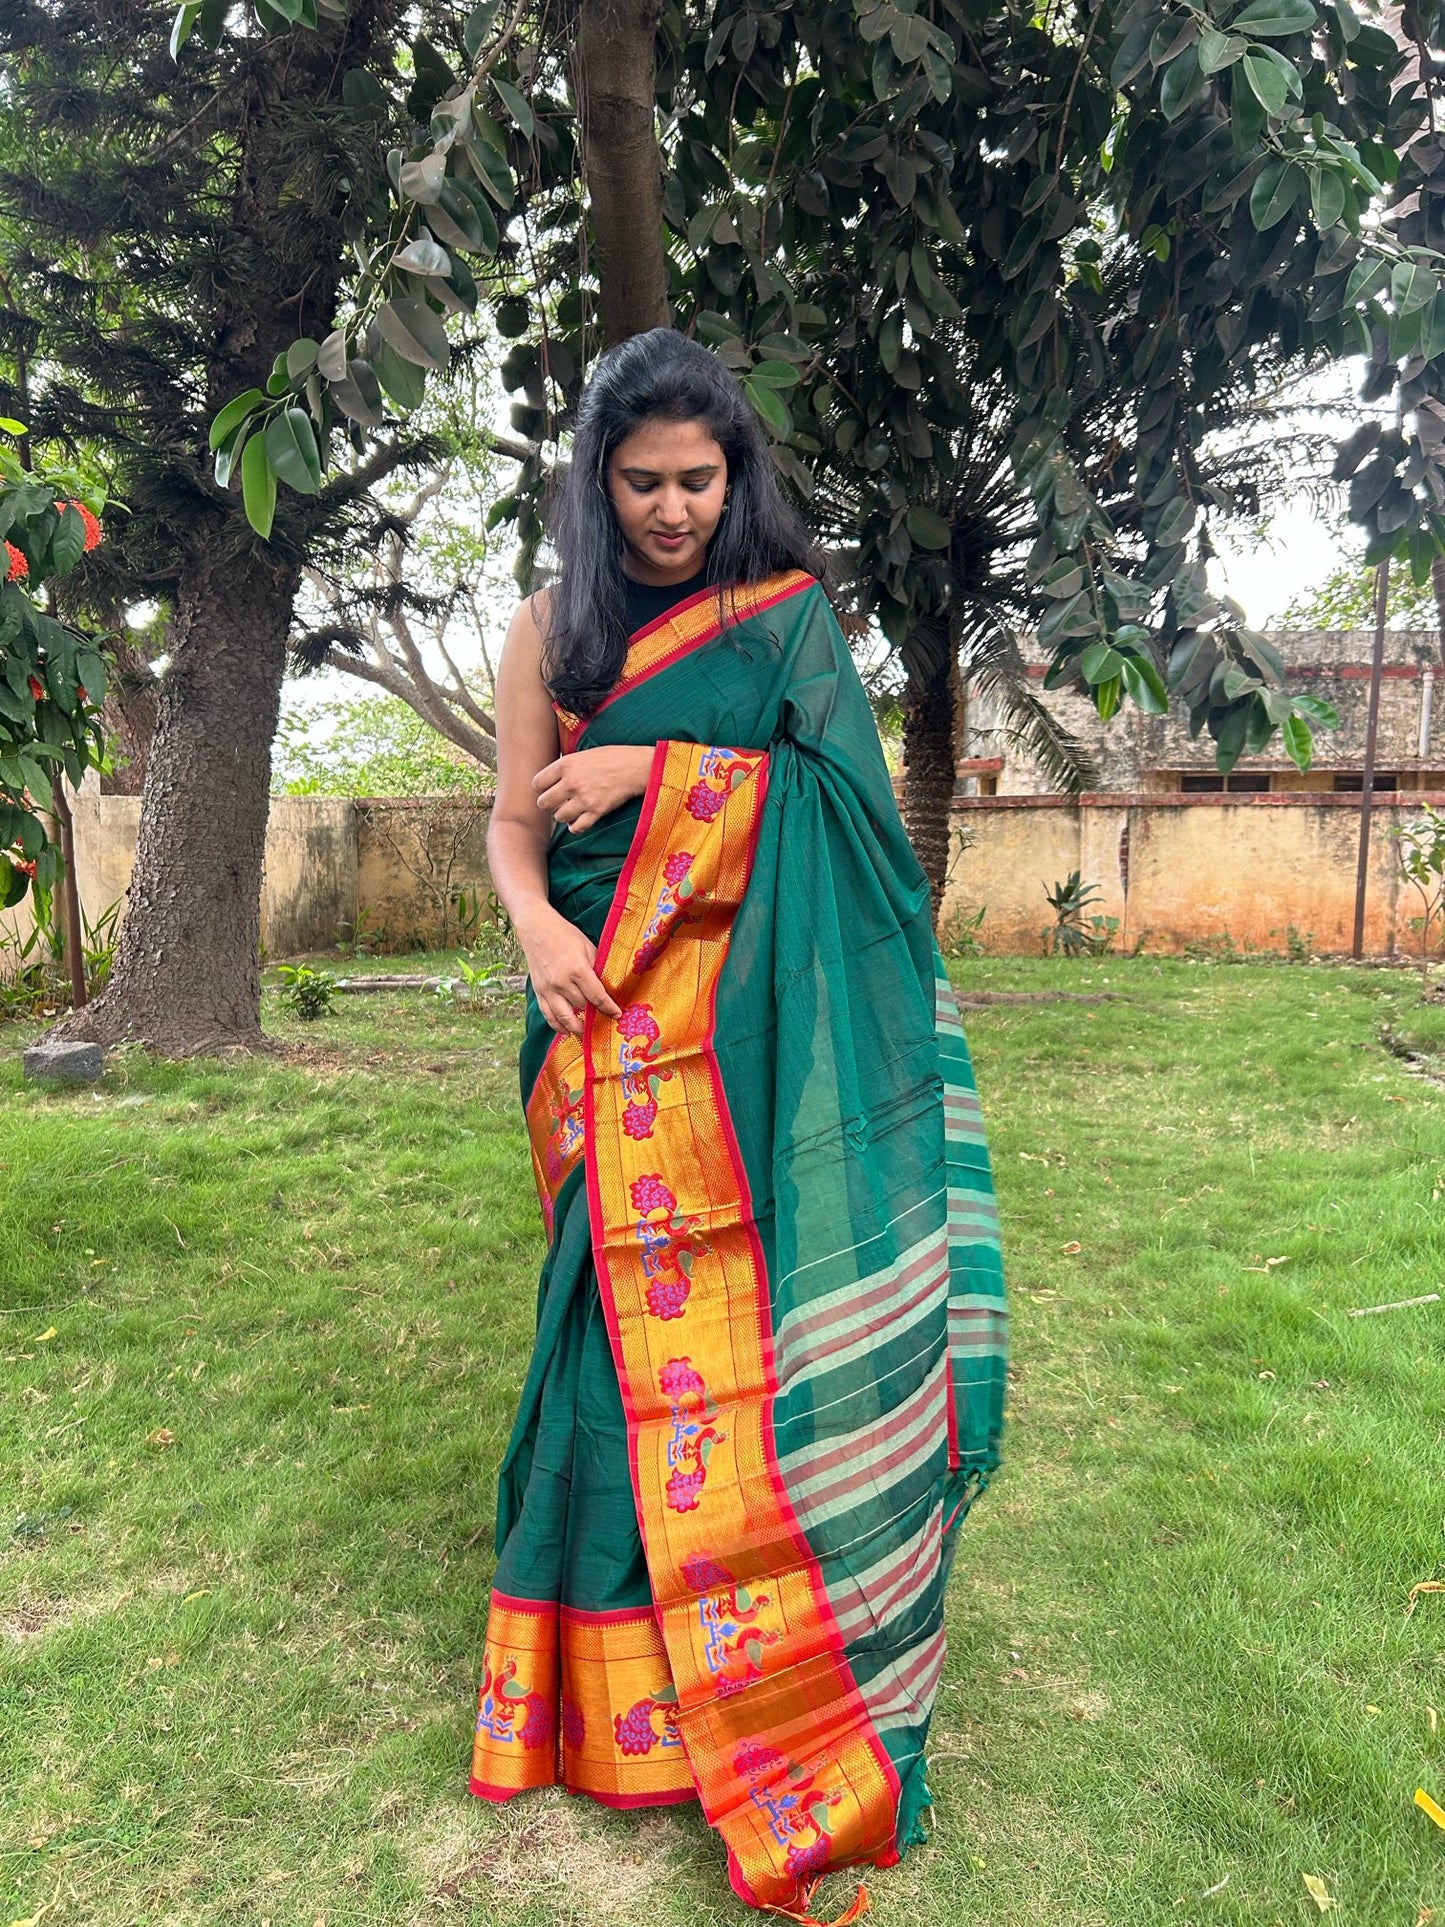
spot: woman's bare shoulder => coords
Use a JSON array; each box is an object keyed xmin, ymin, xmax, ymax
[{"xmin": 504, "ymin": 589, "xmax": 552, "ymax": 650}]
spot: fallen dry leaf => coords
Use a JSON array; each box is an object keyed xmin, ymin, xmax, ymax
[
  {"xmin": 1406, "ymin": 1581, "xmax": 1445, "ymax": 1619},
  {"xmin": 34, "ymin": 1328, "xmax": 57, "ymax": 1343},
  {"xmin": 1303, "ymin": 1873, "xmax": 1335, "ymax": 1912},
  {"xmin": 1416, "ymin": 1787, "xmax": 1445, "ymax": 1832},
  {"xmin": 1061, "ymin": 1240, "xmax": 1082, "ymax": 1255},
  {"xmin": 147, "ymin": 1427, "xmax": 176, "ymax": 1448}
]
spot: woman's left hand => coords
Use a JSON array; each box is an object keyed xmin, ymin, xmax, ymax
[{"xmin": 532, "ymin": 744, "xmax": 656, "ymax": 833}]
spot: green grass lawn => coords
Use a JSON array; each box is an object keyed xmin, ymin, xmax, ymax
[{"xmin": 3, "ymin": 956, "xmax": 1445, "ymax": 1926}]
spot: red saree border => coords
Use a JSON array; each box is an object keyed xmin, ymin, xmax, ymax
[
  {"xmin": 580, "ymin": 736, "xmax": 900, "ymax": 1912},
  {"xmin": 551, "ymin": 569, "xmax": 815, "ymax": 752}
]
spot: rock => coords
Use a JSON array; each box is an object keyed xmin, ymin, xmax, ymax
[{"xmin": 24, "ymin": 1041, "xmax": 105, "ymax": 1085}]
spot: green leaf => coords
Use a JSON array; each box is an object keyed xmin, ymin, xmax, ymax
[
  {"xmin": 49, "ymin": 504, "xmax": 87, "ymax": 576},
  {"xmin": 1160, "ymin": 46, "xmax": 1204, "ymax": 122},
  {"xmin": 1291, "ymin": 694, "xmax": 1339, "ymax": 726},
  {"xmin": 1309, "ymin": 164, "xmax": 1347, "ymax": 228},
  {"xmin": 241, "ymin": 432, "xmax": 277, "ymax": 539},
  {"xmin": 1198, "ymin": 26, "xmax": 1247, "ymax": 71},
  {"xmin": 1230, "ymin": 0, "xmax": 1316, "ymax": 34},
  {"xmin": 1240, "ymin": 46, "xmax": 1295, "ymax": 114},
  {"xmin": 906, "ymin": 505, "xmax": 952, "ymax": 549},
  {"xmin": 1038, "ymin": 591, "xmax": 1098, "ymax": 644},
  {"xmin": 371, "ymin": 341, "xmax": 428, "ymax": 410},
  {"xmin": 170, "ymin": 3, "xmax": 202, "ymax": 60},
  {"xmin": 426, "ymin": 182, "xmax": 483, "ymax": 253},
  {"xmin": 465, "ymin": 136, "xmax": 515, "ymax": 208},
  {"xmin": 1344, "ymin": 255, "xmax": 1389, "ymax": 306},
  {"xmin": 196, "ymin": 0, "xmax": 229, "ymax": 45},
  {"xmin": 1392, "ymin": 258, "xmax": 1435, "ymax": 315},
  {"xmin": 491, "ymin": 74, "xmax": 535, "ymax": 137},
  {"xmin": 1040, "ymin": 562, "xmax": 1085, "ymax": 598},
  {"xmin": 375, "ymin": 298, "xmax": 450, "ymax": 372},
  {"xmin": 1080, "ymin": 641, "xmax": 1123, "ymax": 682},
  {"xmin": 464, "ymin": 0, "xmax": 502, "ymax": 60},
  {"xmin": 342, "ymin": 67, "xmax": 387, "ymax": 113},
  {"xmin": 1118, "ymin": 652, "xmax": 1169, "ymax": 712},
  {"xmin": 394, "ymin": 231, "xmax": 452, "ymax": 277},
  {"xmin": 445, "ymin": 176, "xmax": 500, "ymax": 256},
  {"xmin": 1281, "ymin": 711, "xmax": 1312, "ymax": 767},
  {"xmin": 743, "ymin": 376, "xmax": 792, "ymax": 438},
  {"xmin": 264, "ymin": 408, "xmax": 322, "ymax": 496},
  {"xmin": 285, "ymin": 338, "xmax": 320, "ymax": 382},
  {"xmin": 0, "ymin": 857, "xmax": 29, "ymax": 909},
  {"xmin": 398, "ymin": 153, "xmax": 447, "ymax": 204},
  {"xmin": 213, "ymin": 415, "xmax": 252, "ymax": 490},
  {"xmin": 1095, "ymin": 675, "xmax": 1123, "ymax": 721},
  {"xmin": 890, "ymin": 13, "xmax": 935, "ymax": 61},
  {"xmin": 1249, "ymin": 158, "xmax": 1304, "ymax": 228},
  {"xmin": 750, "ymin": 359, "xmax": 801, "ymax": 389},
  {"xmin": 329, "ymin": 359, "xmax": 386, "ymax": 428},
  {"xmin": 208, "ymin": 387, "xmax": 266, "ymax": 452}
]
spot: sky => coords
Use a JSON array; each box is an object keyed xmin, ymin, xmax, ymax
[{"xmin": 1211, "ymin": 497, "xmax": 1344, "ymax": 627}]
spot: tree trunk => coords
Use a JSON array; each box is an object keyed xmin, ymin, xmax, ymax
[
  {"xmin": 98, "ymin": 630, "xmax": 163, "ymax": 794},
  {"xmin": 55, "ymin": 538, "xmax": 299, "ymax": 1051},
  {"xmin": 43, "ymin": 9, "xmax": 403, "ymax": 1052},
  {"xmin": 572, "ymin": 0, "xmax": 670, "ymax": 346},
  {"xmin": 900, "ymin": 612, "xmax": 963, "ymax": 927}
]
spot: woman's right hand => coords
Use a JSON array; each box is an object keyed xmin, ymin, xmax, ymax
[{"xmin": 520, "ymin": 906, "xmax": 622, "ymax": 1038}]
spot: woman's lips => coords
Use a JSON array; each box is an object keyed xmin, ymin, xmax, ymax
[{"xmin": 650, "ymin": 530, "xmax": 688, "ymax": 548}]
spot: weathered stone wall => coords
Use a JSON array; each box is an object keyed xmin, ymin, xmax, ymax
[
  {"xmin": 942, "ymin": 791, "xmax": 1442, "ymax": 956},
  {"xmin": 966, "ymin": 628, "xmax": 1445, "ymax": 792},
  {"xmin": 353, "ymin": 796, "xmax": 495, "ymax": 951},
  {"xmin": 0, "ymin": 788, "xmax": 497, "ymax": 965}
]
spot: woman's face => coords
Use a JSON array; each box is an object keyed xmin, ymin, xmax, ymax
[{"xmin": 606, "ymin": 416, "xmax": 728, "ymax": 585}]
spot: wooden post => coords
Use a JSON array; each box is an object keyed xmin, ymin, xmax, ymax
[
  {"xmin": 1352, "ymin": 558, "xmax": 1390, "ymax": 960},
  {"xmin": 51, "ymin": 783, "xmax": 87, "ymax": 1009}
]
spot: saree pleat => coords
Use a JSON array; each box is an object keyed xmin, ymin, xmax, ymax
[{"xmin": 471, "ymin": 574, "xmax": 1007, "ymax": 1911}]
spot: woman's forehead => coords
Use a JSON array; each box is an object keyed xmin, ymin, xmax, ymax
[{"xmin": 610, "ymin": 418, "xmax": 725, "ymax": 472}]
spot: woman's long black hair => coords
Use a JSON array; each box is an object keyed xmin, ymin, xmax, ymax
[{"xmin": 540, "ymin": 328, "xmax": 825, "ymax": 715}]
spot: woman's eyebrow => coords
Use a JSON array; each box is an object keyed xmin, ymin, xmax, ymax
[{"xmin": 617, "ymin": 463, "xmax": 721, "ymax": 479}]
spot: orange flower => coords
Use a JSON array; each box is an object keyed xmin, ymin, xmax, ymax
[
  {"xmin": 66, "ymin": 501, "xmax": 102, "ymax": 551},
  {"xmin": 27, "ymin": 674, "xmax": 43, "ymax": 701},
  {"xmin": 4, "ymin": 542, "xmax": 26, "ymax": 582},
  {"xmin": 76, "ymin": 684, "xmax": 88, "ymax": 704}
]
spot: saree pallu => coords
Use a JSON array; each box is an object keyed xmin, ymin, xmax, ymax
[{"xmin": 470, "ymin": 572, "xmax": 1007, "ymax": 1916}]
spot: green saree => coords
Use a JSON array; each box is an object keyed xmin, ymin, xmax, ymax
[{"xmin": 470, "ymin": 571, "xmax": 1006, "ymax": 1918}]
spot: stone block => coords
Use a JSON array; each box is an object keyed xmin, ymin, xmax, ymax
[{"xmin": 24, "ymin": 1040, "xmax": 104, "ymax": 1085}]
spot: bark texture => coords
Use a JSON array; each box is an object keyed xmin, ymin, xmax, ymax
[
  {"xmin": 60, "ymin": 542, "xmax": 299, "ymax": 1050},
  {"xmin": 98, "ymin": 631, "xmax": 163, "ymax": 795},
  {"xmin": 900, "ymin": 612, "xmax": 963, "ymax": 927},
  {"xmin": 572, "ymin": 0, "xmax": 670, "ymax": 346}
]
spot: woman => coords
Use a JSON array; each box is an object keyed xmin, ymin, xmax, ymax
[{"xmin": 470, "ymin": 328, "xmax": 1007, "ymax": 1923}]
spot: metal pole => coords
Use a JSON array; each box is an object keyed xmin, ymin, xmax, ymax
[{"xmin": 1352, "ymin": 558, "xmax": 1390, "ymax": 959}]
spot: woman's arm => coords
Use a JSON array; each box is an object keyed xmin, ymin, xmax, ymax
[{"xmin": 487, "ymin": 595, "xmax": 627, "ymax": 1038}]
